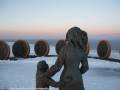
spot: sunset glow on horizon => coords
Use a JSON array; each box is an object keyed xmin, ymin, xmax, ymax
[{"xmin": 0, "ymin": 0, "xmax": 120, "ymax": 40}]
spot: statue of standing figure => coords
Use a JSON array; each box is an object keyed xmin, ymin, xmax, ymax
[{"xmin": 36, "ymin": 27, "xmax": 89, "ymax": 90}]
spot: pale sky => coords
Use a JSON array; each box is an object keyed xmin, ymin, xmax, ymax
[{"xmin": 0, "ymin": 0, "xmax": 120, "ymax": 40}]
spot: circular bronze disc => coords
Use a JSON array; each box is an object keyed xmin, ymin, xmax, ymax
[
  {"xmin": 0, "ymin": 41, "xmax": 10, "ymax": 60},
  {"xmin": 55, "ymin": 40, "xmax": 66, "ymax": 54},
  {"xmin": 97, "ymin": 40, "xmax": 111, "ymax": 58},
  {"xmin": 12, "ymin": 40, "xmax": 30, "ymax": 58},
  {"xmin": 34, "ymin": 40, "xmax": 49, "ymax": 56}
]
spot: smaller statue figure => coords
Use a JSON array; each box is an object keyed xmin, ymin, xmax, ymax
[{"xmin": 36, "ymin": 60, "xmax": 62, "ymax": 89}]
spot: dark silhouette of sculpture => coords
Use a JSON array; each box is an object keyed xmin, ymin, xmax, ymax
[
  {"xmin": 48, "ymin": 27, "xmax": 89, "ymax": 90},
  {"xmin": 34, "ymin": 40, "xmax": 49, "ymax": 57},
  {"xmin": 12, "ymin": 40, "xmax": 30, "ymax": 58},
  {"xmin": 55, "ymin": 40, "xmax": 66, "ymax": 54},
  {"xmin": 36, "ymin": 60, "xmax": 61, "ymax": 89},
  {"xmin": 97, "ymin": 40, "xmax": 111, "ymax": 58},
  {"xmin": 0, "ymin": 40, "xmax": 10, "ymax": 60}
]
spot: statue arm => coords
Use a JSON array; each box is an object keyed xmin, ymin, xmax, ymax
[
  {"xmin": 47, "ymin": 58, "xmax": 64, "ymax": 77},
  {"xmin": 46, "ymin": 48, "xmax": 65, "ymax": 77},
  {"xmin": 79, "ymin": 55, "xmax": 89, "ymax": 74},
  {"xmin": 47, "ymin": 78, "xmax": 61, "ymax": 88}
]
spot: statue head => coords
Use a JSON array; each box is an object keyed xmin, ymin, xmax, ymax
[
  {"xmin": 37, "ymin": 60, "xmax": 49, "ymax": 72},
  {"xmin": 66, "ymin": 27, "xmax": 88, "ymax": 49}
]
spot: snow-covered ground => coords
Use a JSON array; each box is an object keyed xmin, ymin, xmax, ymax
[{"xmin": 0, "ymin": 42, "xmax": 120, "ymax": 90}]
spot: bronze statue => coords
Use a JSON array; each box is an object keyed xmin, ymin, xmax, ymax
[
  {"xmin": 48, "ymin": 27, "xmax": 89, "ymax": 90},
  {"xmin": 36, "ymin": 60, "xmax": 62, "ymax": 89}
]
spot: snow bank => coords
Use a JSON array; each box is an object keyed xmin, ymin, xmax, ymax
[{"xmin": 0, "ymin": 43, "xmax": 120, "ymax": 90}]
